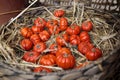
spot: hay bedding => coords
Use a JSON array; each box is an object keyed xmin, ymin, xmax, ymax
[{"xmin": 0, "ymin": 2, "xmax": 120, "ymax": 74}]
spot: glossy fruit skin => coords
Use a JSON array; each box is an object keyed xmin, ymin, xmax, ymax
[
  {"xmin": 86, "ymin": 47, "xmax": 102, "ymax": 61},
  {"xmin": 48, "ymin": 25, "xmax": 60, "ymax": 35},
  {"xmin": 40, "ymin": 54, "xmax": 56, "ymax": 66},
  {"xmin": 34, "ymin": 17, "xmax": 46, "ymax": 28},
  {"xmin": 49, "ymin": 44, "xmax": 57, "ymax": 55},
  {"xmin": 70, "ymin": 35, "xmax": 80, "ymax": 46},
  {"xmin": 22, "ymin": 51, "xmax": 40, "ymax": 63},
  {"xmin": 49, "ymin": 43, "xmax": 61, "ymax": 55},
  {"xmin": 31, "ymin": 25, "xmax": 43, "ymax": 33},
  {"xmin": 20, "ymin": 39, "xmax": 33, "ymax": 51},
  {"xmin": 55, "ymin": 27, "xmax": 61, "ymax": 34},
  {"xmin": 33, "ymin": 67, "xmax": 52, "ymax": 73},
  {"xmin": 62, "ymin": 33, "xmax": 69, "ymax": 42},
  {"xmin": 33, "ymin": 42, "xmax": 46, "ymax": 53},
  {"xmin": 56, "ymin": 33, "xmax": 69, "ymax": 47},
  {"xmin": 46, "ymin": 19, "xmax": 58, "ymax": 28},
  {"xmin": 20, "ymin": 27, "xmax": 33, "ymax": 38},
  {"xmin": 79, "ymin": 31, "xmax": 90, "ymax": 42},
  {"xmin": 30, "ymin": 34, "xmax": 41, "ymax": 45},
  {"xmin": 56, "ymin": 53, "xmax": 75, "ymax": 69},
  {"xmin": 59, "ymin": 25, "xmax": 68, "ymax": 31},
  {"xmin": 59, "ymin": 17, "xmax": 68, "ymax": 31},
  {"xmin": 56, "ymin": 36, "xmax": 65, "ymax": 46},
  {"xmin": 56, "ymin": 48, "xmax": 72, "ymax": 56},
  {"xmin": 60, "ymin": 17, "xmax": 68, "ymax": 26},
  {"xmin": 39, "ymin": 30, "xmax": 50, "ymax": 42},
  {"xmin": 78, "ymin": 41, "xmax": 94, "ymax": 55},
  {"xmin": 81, "ymin": 20, "xmax": 93, "ymax": 31},
  {"xmin": 54, "ymin": 9, "xmax": 65, "ymax": 17},
  {"xmin": 66, "ymin": 24, "xmax": 81, "ymax": 35}
]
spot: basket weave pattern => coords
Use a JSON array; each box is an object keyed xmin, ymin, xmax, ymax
[
  {"xmin": 44, "ymin": 0, "xmax": 120, "ymax": 15},
  {"xmin": 28, "ymin": 0, "xmax": 120, "ymax": 15},
  {"xmin": 0, "ymin": 50, "xmax": 119, "ymax": 80},
  {"xmin": 91, "ymin": 0, "xmax": 120, "ymax": 15}
]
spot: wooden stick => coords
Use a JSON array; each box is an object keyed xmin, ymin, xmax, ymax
[
  {"xmin": 0, "ymin": 10, "xmax": 22, "ymax": 16},
  {"xmin": 5, "ymin": 0, "xmax": 38, "ymax": 27},
  {"xmin": 10, "ymin": 62, "xmax": 63, "ymax": 70}
]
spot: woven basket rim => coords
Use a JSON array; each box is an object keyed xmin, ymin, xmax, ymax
[{"xmin": 0, "ymin": 46, "xmax": 119, "ymax": 76}]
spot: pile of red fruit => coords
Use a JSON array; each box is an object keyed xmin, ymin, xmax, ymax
[{"xmin": 20, "ymin": 9, "xmax": 102, "ymax": 72}]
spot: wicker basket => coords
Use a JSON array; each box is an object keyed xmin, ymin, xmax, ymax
[
  {"xmin": 0, "ymin": 0, "xmax": 120, "ymax": 80},
  {"xmin": 28, "ymin": 0, "xmax": 120, "ymax": 15}
]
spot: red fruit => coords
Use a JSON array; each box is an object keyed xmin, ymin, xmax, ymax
[
  {"xmin": 59, "ymin": 17, "xmax": 68, "ymax": 31},
  {"xmin": 20, "ymin": 27, "xmax": 33, "ymax": 38},
  {"xmin": 56, "ymin": 48, "xmax": 72, "ymax": 56},
  {"xmin": 59, "ymin": 25, "xmax": 68, "ymax": 31},
  {"xmin": 79, "ymin": 31, "xmax": 90, "ymax": 42},
  {"xmin": 46, "ymin": 19, "xmax": 58, "ymax": 28},
  {"xmin": 33, "ymin": 42, "xmax": 46, "ymax": 53},
  {"xmin": 81, "ymin": 20, "xmax": 93, "ymax": 31},
  {"xmin": 39, "ymin": 30, "xmax": 50, "ymax": 42},
  {"xmin": 56, "ymin": 53, "xmax": 75, "ymax": 69},
  {"xmin": 78, "ymin": 41, "xmax": 94, "ymax": 55},
  {"xmin": 33, "ymin": 67, "xmax": 52, "ymax": 73},
  {"xmin": 22, "ymin": 51, "xmax": 40, "ymax": 63},
  {"xmin": 70, "ymin": 35, "xmax": 80, "ymax": 45},
  {"xmin": 30, "ymin": 34, "xmax": 41, "ymax": 45},
  {"xmin": 20, "ymin": 39, "xmax": 33, "ymax": 51},
  {"xmin": 60, "ymin": 17, "xmax": 68, "ymax": 26},
  {"xmin": 40, "ymin": 54, "xmax": 56, "ymax": 66},
  {"xmin": 54, "ymin": 9, "xmax": 65, "ymax": 17},
  {"xmin": 56, "ymin": 33, "xmax": 69, "ymax": 46},
  {"xmin": 48, "ymin": 25, "xmax": 60, "ymax": 35},
  {"xmin": 86, "ymin": 47, "xmax": 102, "ymax": 61},
  {"xmin": 31, "ymin": 25, "xmax": 43, "ymax": 33},
  {"xmin": 66, "ymin": 24, "xmax": 81, "ymax": 35},
  {"xmin": 34, "ymin": 17, "xmax": 46, "ymax": 28},
  {"xmin": 49, "ymin": 43, "xmax": 61, "ymax": 55}
]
